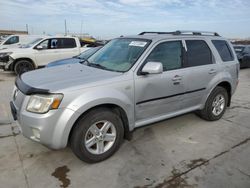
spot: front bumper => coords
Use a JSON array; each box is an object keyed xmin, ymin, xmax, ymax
[
  {"xmin": 10, "ymin": 101, "xmax": 17, "ymax": 120},
  {"xmin": 0, "ymin": 56, "xmax": 14, "ymax": 70},
  {"xmin": 10, "ymin": 100, "xmax": 77, "ymax": 149}
]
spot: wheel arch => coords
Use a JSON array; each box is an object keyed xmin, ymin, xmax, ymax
[
  {"xmin": 68, "ymin": 103, "xmax": 132, "ymax": 146},
  {"xmin": 11, "ymin": 58, "xmax": 36, "ymax": 71},
  {"xmin": 217, "ymin": 81, "xmax": 232, "ymax": 106}
]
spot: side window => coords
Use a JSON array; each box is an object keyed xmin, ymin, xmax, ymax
[
  {"xmin": 50, "ymin": 39, "xmax": 58, "ymax": 49},
  {"xmin": 186, "ymin": 40, "xmax": 212, "ymax": 67},
  {"xmin": 212, "ymin": 40, "xmax": 234, "ymax": 62},
  {"xmin": 36, "ymin": 39, "xmax": 49, "ymax": 49},
  {"xmin": 4, "ymin": 36, "xmax": 19, "ymax": 45},
  {"xmin": 57, "ymin": 38, "xmax": 76, "ymax": 48},
  {"xmin": 145, "ymin": 41, "xmax": 182, "ymax": 71}
]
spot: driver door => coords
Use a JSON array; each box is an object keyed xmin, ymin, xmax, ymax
[
  {"xmin": 34, "ymin": 38, "xmax": 62, "ymax": 66},
  {"xmin": 134, "ymin": 40, "xmax": 185, "ymax": 124}
]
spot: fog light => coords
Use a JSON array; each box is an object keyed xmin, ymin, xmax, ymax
[{"xmin": 32, "ymin": 128, "xmax": 40, "ymax": 140}]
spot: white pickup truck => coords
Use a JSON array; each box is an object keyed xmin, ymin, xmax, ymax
[{"xmin": 0, "ymin": 36, "xmax": 89, "ymax": 74}]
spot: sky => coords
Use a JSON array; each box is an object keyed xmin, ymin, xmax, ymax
[{"xmin": 0, "ymin": 0, "xmax": 250, "ymax": 39}]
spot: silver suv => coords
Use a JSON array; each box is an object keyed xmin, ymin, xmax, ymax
[{"xmin": 10, "ymin": 31, "xmax": 239, "ymax": 163}]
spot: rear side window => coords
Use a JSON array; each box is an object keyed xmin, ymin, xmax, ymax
[
  {"xmin": 58, "ymin": 38, "xmax": 77, "ymax": 48},
  {"xmin": 212, "ymin": 40, "xmax": 234, "ymax": 62},
  {"xmin": 186, "ymin": 40, "xmax": 212, "ymax": 67}
]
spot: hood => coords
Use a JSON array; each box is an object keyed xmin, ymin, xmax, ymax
[
  {"xmin": 19, "ymin": 63, "xmax": 122, "ymax": 93},
  {"xmin": 46, "ymin": 58, "xmax": 80, "ymax": 67}
]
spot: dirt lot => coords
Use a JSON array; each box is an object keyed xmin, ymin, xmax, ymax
[{"xmin": 0, "ymin": 69, "xmax": 250, "ymax": 188}]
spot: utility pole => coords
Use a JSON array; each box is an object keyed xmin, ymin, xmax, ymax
[
  {"xmin": 80, "ymin": 20, "xmax": 83, "ymax": 37},
  {"xmin": 26, "ymin": 24, "xmax": 29, "ymax": 34},
  {"xmin": 64, "ymin": 19, "xmax": 67, "ymax": 36}
]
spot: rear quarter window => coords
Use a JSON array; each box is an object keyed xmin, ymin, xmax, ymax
[{"xmin": 212, "ymin": 40, "xmax": 234, "ymax": 62}]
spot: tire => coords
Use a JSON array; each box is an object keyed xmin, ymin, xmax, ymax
[
  {"xmin": 14, "ymin": 60, "xmax": 34, "ymax": 75},
  {"xmin": 198, "ymin": 86, "xmax": 228, "ymax": 121},
  {"xmin": 70, "ymin": 108, "xmax": 124, "ymax": 163}
]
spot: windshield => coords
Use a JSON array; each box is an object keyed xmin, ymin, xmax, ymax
[
  {"xmin": 21, "ymin": 38, "xmax": 43, "ymax": 48},
  {"xmin": 88, "ymin": 38, "xmax": 150, "ymax": 72}
]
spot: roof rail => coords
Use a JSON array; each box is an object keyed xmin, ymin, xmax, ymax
[
  {"xmin": 138, "ymin": 31, "xmax": 180, "ymax": 35},
  {"xmin": 138, "ymin": 30, "xmax": 220, "ymax": 36},
  {"xmin": 175, "ymin": 30, "xmax": 220, "ymax": 36}
]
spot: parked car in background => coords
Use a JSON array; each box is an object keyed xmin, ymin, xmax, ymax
[
  {"xmin": 0, "ymin": 36, "xmax": 89, "ymax": 74},
  {"xmin": 80, "ymin": 37, "xmax": 107, "ymax": 47},
  {"xmin": 0, "ymin": 35, "xmax": 45, "ymax": 50},
  {"xmin": 10, "ymin": 31, "xmax": 239, "ymax": 163},
  {"xmin": 233, "ymin": 45, "xmax": 250, "ymax": 68},
  {"xmin": 0, "ymin": 35, "xmax": 8, "ymax": 43},
  {"xmin": 46, "ymin": 46, "xmax": 102, "ymax": 67}
]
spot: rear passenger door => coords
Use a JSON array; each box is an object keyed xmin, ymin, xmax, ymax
[
  {"xmin": 181, "ymin": 39, "xmax": 218, "ymax": 109},
  {"xmin": 58, "ymin": 38, "xmax": 80, "ymax": 59}
]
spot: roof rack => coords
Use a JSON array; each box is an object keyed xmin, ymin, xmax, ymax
[
  {"xmin": 138, "ymin": 30, "xmax": 220, "ymax": 36},
  {"xmin": 138, "ymin": 31, "xmax": 180, "ymax": 35}
]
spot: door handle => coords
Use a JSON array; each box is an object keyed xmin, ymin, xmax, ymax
[
  {"xmin": 208, "ymin": 69, "xmax": 217, "ymax": 74},
  {"xmin": 172, "ymin": 75, "xmax": 182, "ymax": 81}
]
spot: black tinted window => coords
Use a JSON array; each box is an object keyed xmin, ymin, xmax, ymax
[
  {"xmin": 212, "ymin": 40, "xmax": 234, "ymax": 61},
  {"xmin": 58, "ymin": 38, "xmax": 76, "ymax": 48},
  {"xmin": 146, "ymin": 41, "xmax": 182, "ymax": 71},
  {"xmin": 186, "ymin": 40, "xmax": 212, "ymax": 67}
]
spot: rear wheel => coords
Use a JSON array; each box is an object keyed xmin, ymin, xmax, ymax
[
  {"xmin": 198, "ymin": 86, "xmax": 228, "ymax": 121},
  {"xmin": 14, "ymin": 60, "xmax": 34, "ymax": 75},
  {"xmin": 70, "ymin": 108, "xmax": 124, "ymax": 163}
]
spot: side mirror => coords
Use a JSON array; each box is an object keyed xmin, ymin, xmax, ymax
[
  {"xmin": 35, "ymin": 45, "xmax": 44, "ymax": 50},
  {"xmin": 141, "ymin": 62, "xmax": 163, "ymax": 75}
]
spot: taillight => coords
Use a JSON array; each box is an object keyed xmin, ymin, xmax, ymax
[{"xmin": 236, "ymin": 62, "xmax": 239, "ymax": 79}]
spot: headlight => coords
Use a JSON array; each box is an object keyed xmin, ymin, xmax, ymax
[
  {"xmin": 0, "ymin": 52, "xmax": 12, "ymax": 57},
  {"xmin": 26, "ymin": 94, "xmax": 63, "ymax": 114}
]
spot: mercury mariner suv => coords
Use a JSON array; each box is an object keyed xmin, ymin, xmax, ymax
[{"xmin": 10, "ymin": 31, "xmax": 239, "ymax": 163}]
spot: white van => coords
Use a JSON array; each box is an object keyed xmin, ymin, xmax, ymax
[{"xmin": 0, "ymin": 35, "xmax": 44, "ymax": 50}]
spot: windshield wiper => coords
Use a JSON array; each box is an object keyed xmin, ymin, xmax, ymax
[
  {"xmin": 88, "ymin": 63, "xmax": 108, "ymax": 70},
  {"xmin": 77, "ymin": 57, "xmax": 90, "ymax": 65}
]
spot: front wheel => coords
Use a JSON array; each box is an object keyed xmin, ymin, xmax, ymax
[
  {"xmin": 14, "ymin": 60, "xmax": 34, "ymax": 75},
  {"xmin": 198, "ymin": 86, "xmax": 228, "ymax": 121},
  {"xmin": 70, "ymin": 108, "xmax": 124, "ymax": 163}
]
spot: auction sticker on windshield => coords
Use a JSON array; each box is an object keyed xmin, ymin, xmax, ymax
[{"xmin": 129, "ymin": 41, "xmax": 147, "ymax": 47}]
